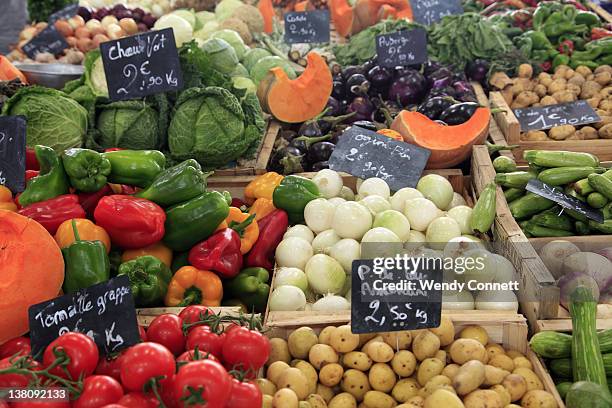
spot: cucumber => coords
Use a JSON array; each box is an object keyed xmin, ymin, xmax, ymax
[
  {"xmin": 566, "ymin": 381, "xmax": 612, "ymax": 408},
  {"xmin": 549, "ymin": 354, "xmax": 612, "ymax": 378},
  {"xmin": 556, "ymin": 381, "xmax": 572, "ymax": 399},
  {"xmin": 509, "ymin": 193, "xmax": 555, "ymax": 220},
  {"xmin": 493, "ymin": 156, "xmax": 517, "ymax": 173},
  {"xmin": 494, "ymin": 171, "xmax": 536, "ymax": 189},
  {"xmin": 524, "ymin": 150, "xmax": 600, "ymax": 168},
  {"xmin": 532, "ymin": 211, "xmax": 574, "ymax": 231},
  {"xmin": 588, "ymin": 192, "xmax": 609, "ymax": 209},
  {"xmin": 574, "ymin": 178, "xmax": 595, "ymax": 195},
  {"xmin": 588, "ymin": 220, "xmax": 612, "ymax": 234},
  {"xmin": 576, "ymin": 221, "xmax": 592, "ymax": 235},
  {"xmin": 470, "ymin": 182, "xmax": 496, "ymax": 233},
  {"xmin": 537, "ymin": 167, "xmax": 605, "ymax": 186},
  {"xmin": 604, "ymin": 202, "xmax": 612, "ymax": 220},
  {"xmin": 530, "ymin": 329, "xmax": 612, "ymax": 359},
  {"xmin": 504, "ymin": 187, "xmax": 524, "ymax": 203},
  {"xmin": 570, "ymin": 286, "xmax": 608, "ymax": 387},
  {"xmin": 589, "ymin": 173, "xmax": 612, "ymax": 200},
  {"xmin": 565, "ymin": 186, "xmax": 587, "ymax": 202},
  {"xmin": 523, "ymin": 222, "xmax": 574, "ymax": 237}
]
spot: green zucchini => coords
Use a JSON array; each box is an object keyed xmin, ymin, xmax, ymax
[
  {"xmin": 524, "ymin": 150, "xmax": 600, "ymax": 168},
  {"xmin": 604, "ymin": 202, "xmax": 612, "ymax": 220},
  {"xmin": 588, "ymin": 192, "xmax": 609, "ymax": 209},
  {"xmin": 504, "ymin": 187, "xmax": 524, "ymax": 203},
  {"xmin": 588, "ymin": 220, "xmax": 612, "ymax": 234},
  {"xmin": 556, "ymin": 381, "xmax": 572, "ymax": 399},
  {"xmin": 493, "ymin": 156, "xmax": 517, "ymax": 173},
  {"xmin": 531, "ymin": 212, "xmax": 574, "ymax": 231},
  {"xmin": 523, "ymin": 222, "xmax": 574, "ymax": 237},
  {"xmin": 509, "ymin": 193, "xmax": 555, "ymax": 220},
  {"xmin": 565, "ymin": 186, "xmax": 587, "ymax": 202},
  {"xmin": 576, "ymin": 221, "xmax": 592, "ymax": 235},
  {"xmin": 470, "ymin": 182, "xmax": 496, "ymax": 233},
  {"xmin": 570, "ymin": 286, "xmax": 607, "ymax": 387},
  {"xmin": 589, "ymin": 173, "xmax": 612, "ymax": 200},
  {"xmin": 549, "ymin": 354, "xmax": 612, "ymax": 378},
  {"xmin": 574, "ymin": 178, "xmax": 595, "ymax": 195},
  {"xmin": 566, "ymin": 381, "xmax": 612, "ymax": 408},
  {"xmin": 494, "ymin": 171, "xmax": 536, "ymax": 189},
  {"xmin": 538, "ymin": 167, "xmax": 605, "ymax": 186},
  {"xmin": 531, "ymin": 329, "xmax": 612, "ymax": 359}
]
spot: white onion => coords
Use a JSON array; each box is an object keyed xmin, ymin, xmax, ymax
[
  {"xmin": 417, "ymin": 174, "xmax": 454, "ymax": 210},
  {"xmin": 332, "ymin": 201, "xmax": 372, "ymax": 240},
  {"xmin": 312, "ymin": 229, "xmax": 342, "ymax": 254},
  {"xmin": 338, "ymin": 186, "xmax": 355, "ymax": 201},
  {"xmin": 447, "ymin": 206, "xmax": 474, "ymax": 235},
  {"xmin": 407, "ymin": 230, "xmax": 426, "ymax": 244},
  {"xmin": 329, "ymin": 238, "xmax": 361, "ymax": 273},
  {"xmin": 492, "ymin": 254, "xmax": 517, "ymax": 283},
  {"xmin": 328, "ymin": 197, "xmax": 346, "ymax": 207},
  {"xmin": 475, "ymin": 290, "xmax": 518, "ymax": 311},
  {"xmin": 275, "ymin": 237, "xmax": 313, "ymax": 270},
  {"xmin": 404, "ymin": 198, "xmax": 439, "ymax": 232},
  {"xmin": 359, "ymin": 195, "xmax": 391, "ymax": 215},
  {"xmin": 390, "ymin": 188, "xmax": 423, "ymax": 212},
  {"xmin": 442, "ymin": 290, "xmax": 475, "ymax": 310},
  {"xmin": 312, "ymin": 294, "xmax": 351, "ymax": 311},
  {"xmin": 562, "ymin": 252, "xmax": 612, "ymax": 290},
  {"xmin": 304, "ymin": 198, "xmax": 336, "ymax": 233},
  {"xmin": 426, "ymin": 217, "xmax": 461, "ymax": 249},
  {"xmin": 462, "ymin": 248, "xmax": 496, "ymax": 284},
  {"xmin": 283, "ymin": 225, "xmax": 314, "ymax": 243},
  {"xmin": 461, "ymin": 234, "xmax": 481, "ymax": 242},
  {"xmin": 361, "ymin": 227, "xmax": 401, "ymax": 243},
  {"xmin": 269, "ymin": 286, "xmax": 306, "ymax": 311},
  {"xmin": 312, "ymin": 169, "xmax": 343, "ymax": 198},
  {"xmin": 358, "ymin": 178, "xmax": 390, "ymax": 200},
  {"xmin": 443, "ymin": 237, "xmax": 484, "ymax": 260},
  {"xmin": 373, "ymin": 210, "xmax": 411, "ymax": 241},
  {"xmin": 305, "ymin": 254, "xmax": 346, "ymax": 295},
  {"xmin": 444, "ymin": 192, "xmax": 468, "ymax": 210},
  {"xmin": 539, "ymin": 240, "xmax": 580, "ymax": 280},
  {"xmin": 274, "ymin": 267, "xmax": 308, "ymax": 292}
]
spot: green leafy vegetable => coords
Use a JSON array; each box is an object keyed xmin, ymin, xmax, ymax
[
  {"xmin": 27, "ymin": 0, "xmax": 76, "ymax": 23},
  {"xmin": 201, "ymin": 38, "xmax": 239, "ymax": 74}
]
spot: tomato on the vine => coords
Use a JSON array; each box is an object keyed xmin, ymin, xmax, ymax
[
  {"xmin": 94, "ymin": 352, "xmax": 125, "ymax": 383},
  {"xmin": 146, "ymin": 314, "xmax": 185, "ymax": 356},
  {"xmin": 0, "ymin": 356, "xmax": 38, "ymax": 387},
  {"xmin": 138, "ymin": 326, "xmax": 147, "ymax": 342},
  {"xmin": 11, "ymin": 401, "xmax": 70, "ymax": 407},
  {"xmin": 73, "ymin": 375, "xmax": 124, "ymax": 408},
  {"xmin": 119, "ymin": 342, "xmax": 175, "ymax": 392},
  {"xmin": 177, "ymin": 349, "xmax": 219, "ymax": 363},
  {"xmin": 42, "ymin": 333, "xmax": 99, "ymax": 380},
  {"xmin": 225, "ymin": 378, "xmax": 263, "ymax": 408},
  {"xmin": 116, "ymin": 392, "xmax": 158, "ymax": 408},
  {"xmin": 179, "ymin": 305, "xmax": 213, "ymax": 327},
  {"xmin": 159, "ymin": 374, "xmax": 179, "ymax": 408},
  {"xmin": 99, "ymin": 405, "xmax": 128, "ymax": 408},
  {"xmin": 185, "ymin": 326, "xmax": 224, "ymax": 359},
  {"xmin": 174, "ymin": 360, "xmax": 232, "ymax": 408},
  {"xmin": 0, "ymin": 336, "xmax": 31, "ymax": 359},
  {"xmin": 221, "ymin": 327, "xmax": 270, "ymax": 371}
]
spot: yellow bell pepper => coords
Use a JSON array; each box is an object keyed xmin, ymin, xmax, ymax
[
  {"xmin": 122, "ymin": 242, "xmax": 173, "ymax": 267},
  {"xmin": 248, "ymin": 197, "xmax": 276, "ymax": 221},
  {"xmin": 0, "ymin": 186, "xmax": 17, "ymax": 212},
  {"xmin": 165, "ymin": 266, "xmax": 223, "ymax": 307},
  {"xmin": 244, "ymin": 172, "xmax": 284, "ymax": 205},
  {"xmin": 54, "ymin": 218, "xmax": 111, "ymax": 253},
  {"xmin": 225, "ymin": 207, "xmax": 259, "ymax": 254}
]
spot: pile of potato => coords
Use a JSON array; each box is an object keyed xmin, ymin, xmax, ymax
[
  {"xmin": 260, "ymin": 319, "xmax": 558, "ymax": 408},
  {"xmin": 490, "ymin": 64, "xmax": 612, "ymax": 141}
]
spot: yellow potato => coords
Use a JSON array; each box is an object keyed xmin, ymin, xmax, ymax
[
  {"xmin": 382, "ymin": 331, "xmax": 413, "ymax": 350},
  {"xmin": 449, "ymin": 338, "xmax": 487, "ymax": 364},
  {"xmin": 341, "ymin": 369, "xmax": 371, "ymax": 401},
  {"xmin": 489, "ymin": 354, "xmax": 515, "ymax": 372},
  {"xmin": 273, "ymin": 388, "xmax": 299, "ymax": 408},
  {"xmin": 306, "ymin": 394, "xmax": 328, "ymax": 408},
  {"xmin": 277, "ymin": 367, "xmax": 309, "ymax": 400},
  {"xmin": 419, "ymin": 375, "xmax": 452, "ymax": 398},
  {"xmin": 507, "ymin": 350, "xmax": 524, "ymax": 359},
  {"xmin": 513, "ymin": 356, "xmax": 532, "ymax": 370},
  {"xmin": 292, "ymin": 360, "xmax": 318, "ymax": 395},
  {"xmin": 490, "ymin": 384, "xmax": 512, "ymax": 406},
  {"xmin": 429, "ymin": 316, "xmax": 454, "ymax": 346},
  {"xmin": 452, "ymin": 360, "xmax": 485, "ymax": 395},
  {"xmin": 424, "ymin": 389, "xmax": 464, "ymax": 408},
  {"xmin": 268, "ymin": 338, "xmax": 291, "ymax": 364},
  {"xmin": 369, "ymin": 362, "xmax": 397, "ymax": 393},
  {"xmin": 441, "ymin": 363, "xmax": 460, "ymax": 380},
  {"xmin": 413, "ymin": 331, "xmax": 441, "ymax": 361},
  {"xmin": 319, "ymin": 326, "xmax": 337, "ymax": 345},
  {"xmin": 459, "ymin": 325, "xmax": 489, "ymax": 345},
  {"xmin": 391, "ymin": 350, "xmax": 417, "ymax": 377},
  {"xmin": 513, "ymin": 367, "xmax": 543, "ymax": 391},
  {"xmin": 502, "ymin": 373, "xmax": 528, "ymax": 401},
  {"xmin": 417, "ymin": 358, "xmax": 445, "ymax": 386},
  {"xmin": 319, "ymin": 363, "xmax": 344, "ymax": 387},
  {"xmin": 330, "ymin": 325, "xmax": 360, "ymax": 353},
  {"xmin": 317, "ymin": 383, "xmax": 335, "ymax": 404},
  {"xmin": 267, "ymin": 361, "xmax": 290, "ymax": 385},
  {"xmin": 521, "ymin": 390, "xmax": 558, "ymax": 408},
  {"xmin": 363, "ymin": 390, "xmax": 397, "ymax": 408},
  {"xmin": 484, "ymin": 364, "xmax": 510, "ymax": 386},
  {"xmin": 299, "ymin": 401, "xmax": 311, "ymax": 408},
  {"xmin": 288, "ymin": 327, "xmax": 319, "ymax": 359},
  {"xmin": 434, "ymin": 350, "xmax": 447, "ymax": 364},
  {"xmin": 257, "ymin": 378, "xmax": 277, "ymax": 395},
  {"xmin": 309, "ymin": 344, "xmax": 339, "ymax": 370},
  {"xmin": 486, "ymin": 344, "xmax": 506, "ymax": 360},
  {"xmin": 392, "ymin": 378, "xmax": 420, "ymax": 403},
  {"xmin": 367, "ymin": 342, "xmax": 395, "ymax": 363},
  {"xmin": 358, "ymin": 333, "xmax": 378, "ymax": 348},
  {"xmin": 329, "ymin": 392, "xmax": 357, "ymax": 408},
  {"xmin": 343, "ymin": 351, "xmax": 373, "ymax": 371},
  {"xmin": 464, "ymin": 389, "xmax": 503, "ymax": 408},
  {"xmin": 361, "ymin": 336, "xmax": 384, "ymax": 353}
]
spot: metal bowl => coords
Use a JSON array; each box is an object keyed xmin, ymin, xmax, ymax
[{"xmin": 13, "ymin": 63, "xmax": 84, "ymax": 89}]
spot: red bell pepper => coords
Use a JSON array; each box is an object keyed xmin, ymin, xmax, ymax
[
  {"xmin": 188, "ymin": 228, "xmax": 243, "ymax": 278},
  {"xmin": 78, "ymin": 184, "xmax": 112, "ymax": 219},
  {"xmin": 94, "ymin": 195, "xmax": 166, "ymax": 249},
  {"xmin": 245, "ymin": 209, "xmax": 289, "ymax": 270},
  {"xmin": 592, "ymin": 27, "xmax": 612, "ymax": 40},
  {"xmin": 25, "ymin": 170, "xmax": 39, "ymax": 182},
  {"xmin": 25, "ymin": 147, "xmax": 39, "ymax": 171},
  {"xmin": 18, "ymin": 194, "xmax": 86, "ymax": 234}
]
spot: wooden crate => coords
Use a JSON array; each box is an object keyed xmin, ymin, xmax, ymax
[
  {"xmin": 588, "ymin": 1, "xmax": 612, "ymax": 23},
  {"xmin": 136, "ymin": 307, "xmax": 243, "ymax": 327},
  {"xmin": 489, "ymin": 92, "xmax": 612, "ymax": 163}
]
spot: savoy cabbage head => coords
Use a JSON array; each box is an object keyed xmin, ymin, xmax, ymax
[{"xmin": 1, "ymin": 86, "xmax": 87, "ymax": 152}]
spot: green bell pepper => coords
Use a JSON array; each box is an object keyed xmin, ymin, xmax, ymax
[
  {"xmin": 102, "ymin": 150, "xmax": 166, "ymax": 188},
  {"xmin": 163, "ymin": 191, "xmax": 230, "ymax": 251},
  {"xmin": 62, "ymin": 148, "xmax": 111, "ymax": 193},
  {"xmin": 575, "ymin": 11, "xmax": 600, "ymax": 27},
  {"xmin": 529, "ymin": 31, "xmax": 554, "ymax": 50},
  {"xmin": 117, "ymin": 255, "xmax": 172, "ymax": 307},
  {"xmin": 135, "ymin": 159, "xmax": 209, "ymax": 207},
  {"xmin": 553, "ymin": 54, "xmax": 571, "ymax": 69},
  {"xmin": 225, "ymin": 267, "xmax": 270, "ymax": 313},
  {"xmin": 570, "ymin": 59, "xmax": 600, "ymax": 70},
  {"xmin": 273, "ymin": 175, "xmax": 320, "ymax": 224},
  {"xmin": 19, "ymin": 145, "xmax": 70, "ymax": 207},
  {"xmin": 63, "ymin": 220, "xmax": 110, "ymax": 294}
]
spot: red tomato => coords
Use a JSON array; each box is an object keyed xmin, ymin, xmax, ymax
[
  {"xmin": 177, "ymin": 349, "xmax": 219, "ymax": 363},
  {"xmin": 221, "ymin": 327, "xmax": 270, "ymax": 371},
  {"xmin": 138, "ymin": 326, "xmax": 147, "ymax": 342},
  {"xmin": 174, "ymin": 360, "xmax": 231, "ymax": 408},
  {"xmin": 43, "ymin": 333, "xmax": 98, "ymax": 380},
  {"xmin": 178, "ymin": 306, "xmax": 213, "ymax": 327},
  {"xmin": 185, "ymin": 327, "xmax": 224, "ymax": 359},
  {"xmin": 0, "ymin": 337, "xmax": 31, "ymax": 359},
  {"xmin": 73, "ymin": 375, "xmax": 124, "ymax": 408},
  {"xmin": 94, "ymin": 353, "xmax": 125, "ymax": 383},
  {"xmin": 11, "ymin": 400, "xmax": 70, "ymax": 407},
  {"xmin": 146, "ymin": 314, "xmax": 185, "ymax": 356},
  {"xmin": 116, "ymin": 392, "xmax": 158, "ymax": 408},
  {"xmin": 0, "ymin": 400, "xmax": 8, "ymax": 408},
  {"xmin": 119, "ymin": 343, "xmax": 175, "ymax": 392},
  {"xmin": 0, "ymin": 357, "xmax": 36, "ymax": 388},
  {"xmin": 225, "ymin": 378, "xmax": 262, "ymax": 408},
  {"xmin": 159, "ymin": 374, "xmax": 179, "ymax": 408},
  {"xmin": 100, "ymin": 405, "xmax": 127, "ymax": 408}
]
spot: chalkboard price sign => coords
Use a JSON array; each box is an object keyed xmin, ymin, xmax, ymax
[
  {"xmin": 410, "ymin": 0, "xmax": 463, "ymax": 25},
  {"xmin": 376, "ymin": 28, "xmax": 427, "ymax": 68},
  {"xmin": 0, "ymin": 116, "xmax": 26, "ymax": 195},
  {"xmin": 22, "ymin": 25, "xmax": 69, "ymax": 59},
  {"xmin": 514, "ymin": 100, "xmax": 601, "ymax": 132},
  {"xmin": 284, "ymin": 11, "xmax": 330, "ymax": 44},
  {"xmin": 351, "ymin": 258, "xmax": 442, "ymax": 334},
  {"xmin": 328, "ymin": 126, "xmax": 430, "ymax": 191},
  {"xmin": 100, "ymin": 28, "xmax": 184, "ymax": 101},
  {"xmin": 526, "ymin": 179, "xmax": 604, "ymax": 223},
  {"xmin": 49, "ymin": 3, "xmax": 79, "ymax": 23},
  {"xmin": 29, "ymin": 276, "xmax": 141, "ymax": 359}
]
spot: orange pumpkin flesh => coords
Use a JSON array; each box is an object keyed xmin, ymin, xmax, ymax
[
  {"xmin": 391, "ymin": 107, "xmax": 491, "ymax": 169},
  {"xmin": 258, "ymin": 52, "xmax": 333, "ymax": 124},
  {"xmin": 258, "ymin": 0, "xmax": 275, "ymax": 34},
  {"xmin": 0, "ymin": 210, "xmax": 64, "ymax": 344},
  {"xmin": 330, "ymin": 0, "xmax": 356, "ymax": 37}
]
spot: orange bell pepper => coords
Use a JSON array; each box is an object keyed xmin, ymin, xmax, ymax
[
  {"xmin": 248, "ymin": 197, "xmax": 276, "ymax": 221},
  {"xmin": 54, "ymin": 218, "xmax": 111, "ymax": 253},
  {"xmin": 225, "ymin": 206, "xmax": 259, "ymax": 254},
  {"xmin": 122, "ymin": 242, "xmax": 173, "ymax": 267},
  {"xmin": 244, "ymin": 172, "xmax": 284, "ymax": 205},
  {"xmin": 0, "ymin": 56, "xmax": 27, "ymax": 83},
  {"xmin": 165, "ymin": 266, "xmax": 223, "ymax": 307},
  {"xmin": 0, "ymin": 186, "xmax": 17, "ymax": 212}
]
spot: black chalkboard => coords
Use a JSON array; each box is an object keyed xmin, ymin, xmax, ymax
[
  {"xmin": 328, "ymin": 126, "xmax": 430, "ymax": 191},
  {"xmin": 0, "ymin": 116, "xmax": 26, "ymax": 195},
  {"xmin": 514, "ymin": 100, "xmax": 601, "ymax": 132},
  {"xmin": 376, "ymin": 28, "xmax": 427, "ymax": 68},
  {"xmin": 22, "ymin": 25, "xmax": 69, "ymax": 59},
  {"xmin": 100, "ymin": 28, "xmax": 184, "ymax": 101},
  {"xmin": 410, "ymin": 0, "xmax": 463, "ymax": 25},
  {"xmin": 526, "ymin": 179, "xmax": 603, "ymax": 223},
  {"xmin": 284, "ymin": 11, "xmax": 330, "ymax": 44},
  {"xmin": 49, "ymin": 3, "xmax": 79, "ymax": 23},
  {"xmin": 351, "ymin": 258, "xmax": 442, "ymax": 334},
  {"xmin": 29, "ymin": 276, "xmax": 140, "ymax": 360}
]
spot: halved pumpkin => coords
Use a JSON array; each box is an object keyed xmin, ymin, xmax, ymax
[
  {"xmin": 0, "ymin": 210, "xmax": 64, "ymax": 344},
  {"xmin": 391, "ymin": 108, "xmax": 491, "ymax": 169},
  {"xmin": 330, "ymin": 0, "xmax": 357, "ymax": 37},
  {"xmin": 258, "ymin": 52, "xmax": 333, "ymax": 124}
]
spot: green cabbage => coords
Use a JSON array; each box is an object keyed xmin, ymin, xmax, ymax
[
  {"xmin": 232, "ymin": 76, "xmax": 256, "ymax": 96},
  {"xmin": 241, "ymin": 48, "xmax": 272, "ymax": 71},
  {"xmin": 215, "ymin": 0, "xmax": 244, "ymax": 21},
  {"xmin": 211, "ymin": 29, "xmax": 248, "ymax": 60},
  {"xmin": 231, "ymin": 63, "xmax": 249, "ymax": 77},
  {"xmin": 250, "ymin": 56, "xmax": 297, "ymax": 85},
  {"xmin": 1, "ymin": 86, "xmax": 87, "ymax": 152},
  {"xmin": 201, "ymin": 38, "xmax": 239, "ymax": 74}
]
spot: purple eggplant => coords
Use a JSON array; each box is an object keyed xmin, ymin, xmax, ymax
[
  {"xmin": 325, "ymin": 96, "xmax": 343, "ymax": 117},
  {"xmin": 367, "ymin": 66, "xmax": 392, "ymax": 92},
  {"xmin": 388, "ymin": 73, "xmax": 427, "ymax": 107},
  {"xmin": 423, "ymin": 61, "xmax": 444, "ymax": 77},
  {"xmin": 298, "ymin": 121, "xmax": 322, "ymax": 138},
  {"xmin": 466, "ymin": 59, "xmax": 490, "ymax": 83},
  {"xmin": 417, "ymin": 97, "xmax": 455, "ymax": 120},
  {"xmin": 353, "ymin": 120, "xmax": 378, "ymax": 131},
  {"xmin": 342, "ymin": 65, "xmax": 364, "ymax": 79},
  {"xmin": 347, "ymin": 97, "xmax": 375, "ymax": 122},
  {"xmin": 308, "ymin": 142, "xmax": 335, "ymax": 163},
  {"xmin": 269, "ymin": 146, "xmax": 307, "ymax": 175},
  {"xmin": 439, "ymin": 102, "xmax": 480, "ymax": 125},
  {"xmin": 346, "ymin": 74, "xmax": 370, "ymax": 96},
  {"xmin": 453, "ymin": 81, "xmax": 473, "ymax": 95},
  {"xmin": 332, "ymin": 80, "xmax": 346, "ymax": 99},
  {"xmin": 311, "ymin": 161, "xmax": 330, "ymax": 171},
  {"xmin": 427, "ymin": 67, "xmax": 454, "ymax": 87},
  {"xmin": 431, "ymin": 76, "xmax": 451, "ymax": 90},
  {"xmin": 362, "ymin": 58, "xmax": 377, "ymax": 74},
  {"xmin": 279, "ymin": 130, "xmax": 299, "ymax": 143},
  {"xmin": 290, "ymin": 134, "xmax": 332, "ymax": 152}
]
